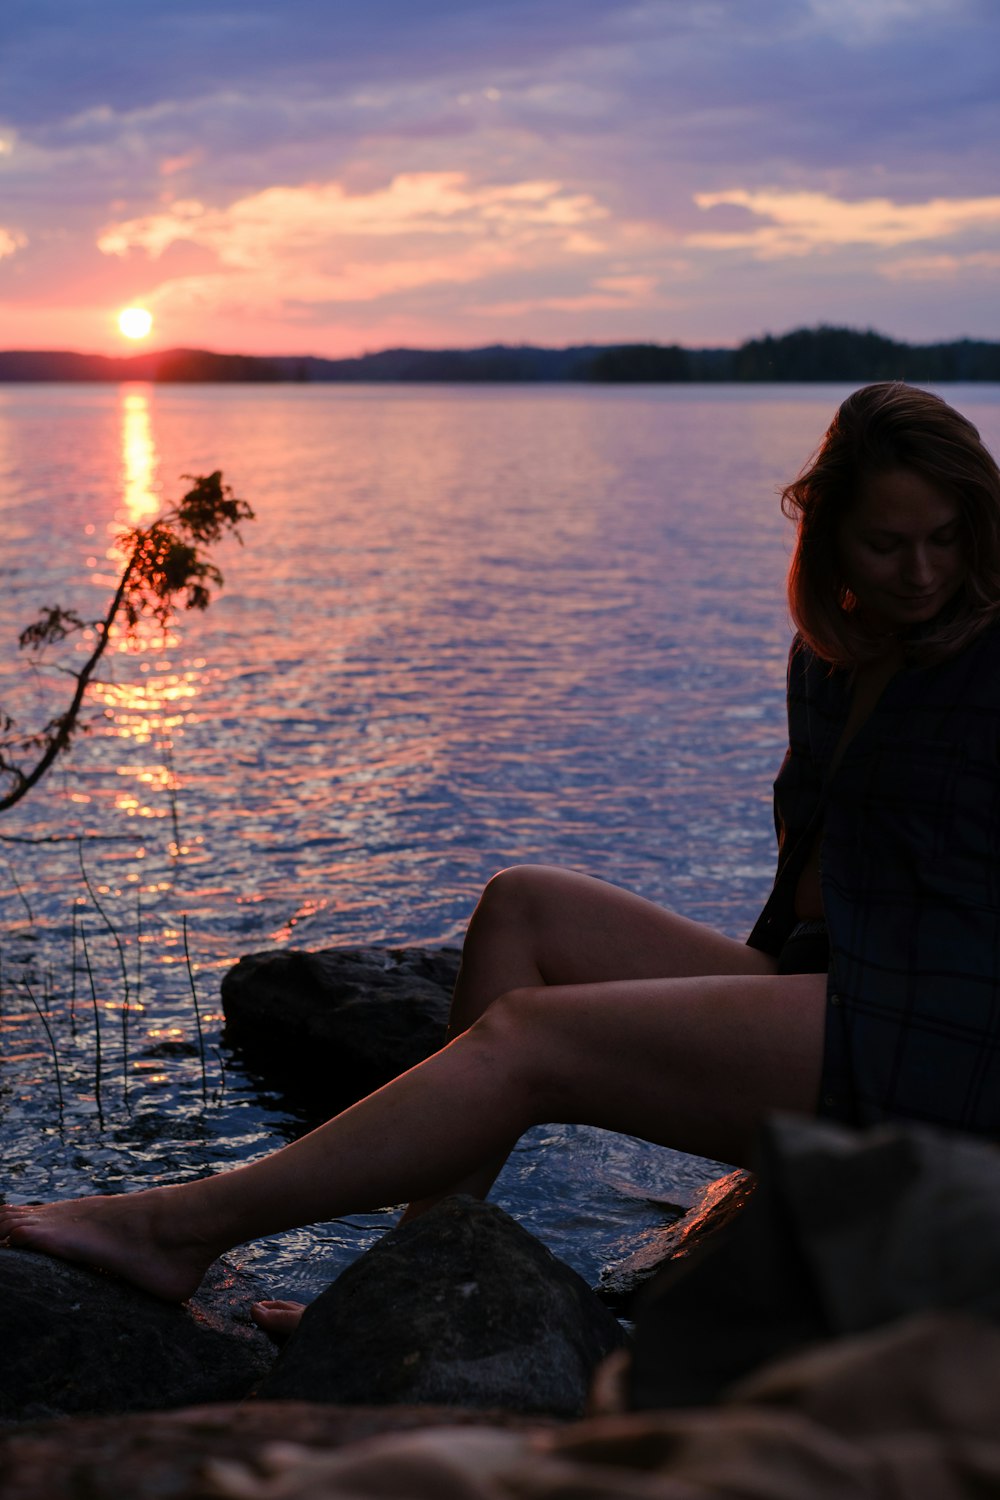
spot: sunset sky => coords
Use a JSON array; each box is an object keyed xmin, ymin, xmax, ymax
[{"xmin": 1, "ymin": 0, "xmax": 998, "ymax": 357}]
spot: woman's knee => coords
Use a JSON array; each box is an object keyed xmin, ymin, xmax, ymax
[
  {"xmin": 476, "ymin": 864, "xmax": 543, "ymax": 921},
  {"xmin": 469, "ymin": 984, "xmax": 564, "ymax": 1111},
  {"xmin": 472, "ymin": 863, "xmax": 571, "ymax": 941}
]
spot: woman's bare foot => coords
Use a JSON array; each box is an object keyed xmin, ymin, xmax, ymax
[
  {"xmin": 0, "ymin": 1187, "xmax": 226, "ymax": 1302},
  {"xmin": 251, "ymin": 1299, "xmax": 307, "ymax": 1342}
]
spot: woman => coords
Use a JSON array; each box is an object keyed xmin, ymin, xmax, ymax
[{"xmin": 2, "ymin": 382, "xmax": 999, "ymax": 1312}]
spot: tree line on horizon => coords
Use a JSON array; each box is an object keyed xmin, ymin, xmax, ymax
[{"xmin": 2, "ymin": 325, "xmax": 999, "ymax": 384}]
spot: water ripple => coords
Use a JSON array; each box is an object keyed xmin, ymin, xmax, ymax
[{"xmin": 2, "ymin": 383, "xmax": 998, "ymax": 1293}]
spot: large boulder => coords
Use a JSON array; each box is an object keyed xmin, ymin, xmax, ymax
[
  {"xmin": 0, "ymin": 1246, "xmax": 275, "ymax": 1421},
  {"xmin": 256, "ymin": 1196, "xmax": 628, "ymax": 1417},
  {"xmin": 221, "ymin": 945, "xmax": 460, "ymax": 1113},
  {"xmin": 627, "ymin": 1114, "xmax": 1000, "ymax": 1410}
]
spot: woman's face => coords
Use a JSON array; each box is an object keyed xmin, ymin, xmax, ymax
[{"xmin": 837, "ymin": 467, "xmax": 966, "ymax": 631}]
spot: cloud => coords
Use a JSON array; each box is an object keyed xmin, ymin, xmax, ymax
[
  {"xmin": 878, "ymin": 250, "xmax": 1000, "ymax": 280},
  {"xmin": 804, "ymin": 0, "xmax": 963, "ymax": 38},
  {"xmin": 9, "ymin": 1, "xmax": 997, "ymax": 199},
  {"xmin": 689, "ymin": 188, "xmax": 1000, "ymax": 257},
  {"xmin": 98, "ymin": 172, "xmax": 604, "ymax": 257},
  {"xmin": 0, "ymin": 227, "xmax": 26, "ymax": 260},
  {"xmin": 95, "ymin": 171, "xmax": 617, "ymax": 316},
  {"xmin": 6, "ymin": 1, "xmax": 998, "ymax": 246},
  {"xmin": 160, "ymin": 151, "xmax": 202, "ymax": 178},
  {"xmin": 1, "ymin": 0, "xmax": 632, "ymax": 128},
  {"xmin": 4, "ymin": 0, "xmax": 1000, "ymax": 350},
  {"xmin": 468, "ymin": 272, "xmax": 679, "ymax": 318}
]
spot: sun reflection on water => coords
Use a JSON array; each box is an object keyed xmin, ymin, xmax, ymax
[
  {"xmin": 120, "ymin": 389, "xmax": 159, "ymax": 522},
  {"xmin": 75, "ymin": 390, "xmax": 211, "ymax": 855}
]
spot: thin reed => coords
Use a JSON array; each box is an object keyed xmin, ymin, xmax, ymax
[
  {"xmin": 79, "ymin": 920, "xmax": 105, "ymax": 1130},
  {"xmin": 21, "ymin": 972, "xmax": 65, "ymax": 1118},
  {"xmin": 69, "ymin": 903, "xmax": 78, "ymax": 1035},
  {"xmin": 163, "ymin": 737, "xmax": 183, "ymax": 856},
  {"xmin": 182, "ymin": 913, "xmax": 209, "ymax": 1105},
  {"xmin": 6, "ymin": 859, "xmax": 33, "ymax": 925},
  {"xmin": 78, "ymin": 844, "xmax": 131, "ymax": 1108},
  {"xmin": 135, "ymin": 888, "xmax": 142, "ymax": 1016}
]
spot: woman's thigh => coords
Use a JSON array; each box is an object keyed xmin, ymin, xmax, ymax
[
  {"xmin": 471, "ymin": 864, "xmax": 778, "ymax": 987},
  {"xmin": 492, "ymin": 968, "xmax": 826, "ymax": 1168}
]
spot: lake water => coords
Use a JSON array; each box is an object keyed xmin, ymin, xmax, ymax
[{"xmin": 2, "ymin": 380, "xmax": 999, "ymax": 1300}]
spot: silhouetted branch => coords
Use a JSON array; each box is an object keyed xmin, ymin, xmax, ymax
[{"xmin": 0, "ymin": 472, "xmax": 253, "ymax": 814}]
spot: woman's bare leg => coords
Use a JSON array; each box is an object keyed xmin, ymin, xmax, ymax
[
  {"xmin": 405, "ymin": 864, "xmax": 779, "ymax": 1211},
  {"xmin": 251, "ymin": 868, "xmax": 779, "ymax": 1330},
  {"xmin": 449, "ymin": 866, "xmax": 777, "ymax": 1027},
  {"xmin": 0, "ymin": 967, "xmax": 824, "ymax": 1302}
]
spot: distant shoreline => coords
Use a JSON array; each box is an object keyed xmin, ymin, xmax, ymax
[{"xmin": 2, "ymin": 325, "xmax": 1000, "ymax": 384}]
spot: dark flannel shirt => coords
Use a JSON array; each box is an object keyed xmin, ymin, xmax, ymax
[{"xmin": 747, "ymin": 622, "xmax": 1000, "ymax": 1136}]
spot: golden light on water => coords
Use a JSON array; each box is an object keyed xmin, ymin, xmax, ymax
[
  {"xmin": 118, "ymin": 306, "xmax": 153, "ymax": 339},
  {"xmin": 71, "ymin": 392, "xmax": 207, "ymax": 856},
  {"xmin": 121, "ymin": 390, "xmax": 158, "ymax": 520}
]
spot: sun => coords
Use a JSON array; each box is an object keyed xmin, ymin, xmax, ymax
[{"xmin": 118, "ymin": 307, "xmax": 153, "ymax": 340}]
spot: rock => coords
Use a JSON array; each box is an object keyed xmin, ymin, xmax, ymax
[
  {"xmin": 221, "ymin": 945, "xmax": 461, "ymax": 1113},
  {"xmin": 10, "ymin": 1318, "xmax": 1000, "ymax": 1500},
  {"xmin": 0, "ymin": 1401, "xmax": 554, "ymax": 1500},
  {"xmin": 0, "ymin": 1246, "xmax": 275, "ymax": 1421},
  {"xmin": 550, "ymin": 1313, "xmax": 1000, "ymax": 1500},
  {"xmin": 597, "ymin": 1169, "xmax": 755, "ymax": 1312},
  {"xmin": 256, "ymin": 1196, "xmax": 628, "ymax": 1418},
  {"xmin": 627, "ymin": 1113, "xmax": 1000, "ymax": 1411},
  {"xmin": 760, "ymin": 1112, "xmax": 1000, "ymax": 1332}
]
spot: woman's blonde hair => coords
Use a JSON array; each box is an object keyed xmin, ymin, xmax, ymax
[{"xmin": 782, "ymin": 382, "xmax": 1000, "ymax": 667}]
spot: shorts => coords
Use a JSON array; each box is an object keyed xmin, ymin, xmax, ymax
[
  {"xmin": 776, "ymin": 919, "xmax": 830, "ymax": 976},
  {"xmin": 773, "ymin": 921, "xmax": 861, "ymax": 1127}
]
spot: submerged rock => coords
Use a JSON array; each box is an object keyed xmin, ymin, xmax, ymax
[
  {"xmin": 221, "ymin": 945, "xmax": 460, "ymax": 1113},
  {"xmin": 256, "ymin": 1196, "xmax": 628, "ymax": 1417},
  {"xmin": 0, "ymin": 1246, "xmax": 275, "ymax": 1421}
]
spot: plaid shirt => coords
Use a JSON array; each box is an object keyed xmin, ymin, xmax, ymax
[{"xmin": 748, "ymin": 624, "xmax": 1000, "ymax": 1136}]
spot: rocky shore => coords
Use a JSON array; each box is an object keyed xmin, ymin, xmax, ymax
[{"xmin": 5, "ymin": 944, "xmax": 1000, "ymax": 1497}]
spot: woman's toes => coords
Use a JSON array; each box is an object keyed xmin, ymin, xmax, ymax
[{"xmin": 251, "ymin": 1299, "xmax": 307, "ymax": 1342}]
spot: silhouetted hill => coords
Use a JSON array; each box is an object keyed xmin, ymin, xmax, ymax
[
  {"xmin": 1, "ymin": 327, "xmax": 998, "ymax": 384},
  {"xmin": 0, "ymin": 348, "xmax": 280, "ymax": 381},
  {"xmin": 729, "ymin": 327, "xmax": 1000, "ymax": 382},
  {"xmin": 584, "ymin": 328, "xmax": 1000, "ymax": 382},
  {"xmin": 0, "ymin": 349, "xmax": 162, "ymax": 380},
  {"xmin": 267, "ymin": 344, "xmax": 604, "ymax": 382}
]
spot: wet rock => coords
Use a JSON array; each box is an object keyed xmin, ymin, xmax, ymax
[
  {"xmin": 627, "ymin": 1114, "xmax": 1000, "ymax": 1411},
  {"xmin": 256, "ymin": 1196, "xmax": 628, "ymax": 1418},
  {"xmin": 221, "ymin": 945, "xmax": 460, "ymax": 1113},
  {"xmin": 0, "ymin": 1401, "xmax": 554, "ymax": 1500},
  {"xmin": 597, "ymin": 1169, "xmax": 755, "ymax": 1312},
  {"xmin": 0, "ymin": 1246, "xmax": 275, "ymax": 1421}
]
